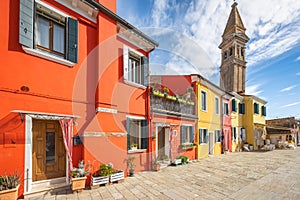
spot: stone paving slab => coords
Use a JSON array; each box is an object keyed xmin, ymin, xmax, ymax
[{"xmin": 23, "ymin": 148, "xmax": 300, "ymax": 200}]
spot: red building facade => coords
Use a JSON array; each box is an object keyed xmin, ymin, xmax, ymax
[{"xmin": 0, "ymin": 0, "xmax": 157, "ymax": 197}]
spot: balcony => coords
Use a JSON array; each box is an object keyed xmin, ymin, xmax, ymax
[{"xmin": 150, "ymin": 88, "xmax": 197, "ymax": 119}]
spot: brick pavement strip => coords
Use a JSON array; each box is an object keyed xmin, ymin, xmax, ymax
[{"xmin": 25, "ymin": 148, "xmax": 300, "ymax": 200}]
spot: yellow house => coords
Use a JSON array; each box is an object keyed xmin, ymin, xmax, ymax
[
  {"xmin": 230, "ymin": 92, "xmax": 245, "ymax": 152},
  {"xmin": 243, "ymin": 95, "xmax": 267, "ymax": 150},
  {"xmin": 192, "ymin": 75, "xmax": 224, "ymax": 159}
]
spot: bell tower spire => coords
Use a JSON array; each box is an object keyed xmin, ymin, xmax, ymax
[{"xmin": 219, "ymin": 2, "xmax": 249, "ymax": 95}]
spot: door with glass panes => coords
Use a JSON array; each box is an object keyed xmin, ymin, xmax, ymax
[{"xmin": 32, "ymin": 119, "xmax": 66, "ymax": 181}]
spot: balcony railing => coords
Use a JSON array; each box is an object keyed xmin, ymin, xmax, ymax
[{"xmin": 150, "ymin": 88, "xmax": 196, "ymax": 118}]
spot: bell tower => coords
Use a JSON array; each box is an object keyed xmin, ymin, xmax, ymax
[{"xmin": 219, "ymin": 2, "xmax": 249, "ymax": 94}]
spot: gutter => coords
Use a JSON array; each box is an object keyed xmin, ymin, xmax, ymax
[{"xmin": 82, "ymin": 0, "xmax": 159, "ymax": 48}]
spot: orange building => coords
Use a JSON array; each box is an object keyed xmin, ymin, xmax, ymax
[
  {"xmin": 0, "ymin": 0, "xmax": 157, "ymax": 198},
  {"xmin": 150, "ymin": 75, "xmax": 198, "ymax": 163}
]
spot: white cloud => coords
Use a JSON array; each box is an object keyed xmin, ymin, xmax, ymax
[
  {"xmin": 145, "ymin": 0, "xmax": 300, "ymax": 78},
  {"xmin": 280, "ymin": 84, "xmax": 298, "ymax": 92},
  {"xmin": 281, "ymin": 101, "xmax": 300, "ymax": 108},
  {"xmin": 246, "ymin": 84, "xmax": 263, "ymax": 96},
  {"xmin": 296, "ymin": 56, "xmax": 300, "ymax": 61}
]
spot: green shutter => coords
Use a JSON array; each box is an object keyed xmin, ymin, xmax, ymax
[
  {"xmin": 232, "ymin": 99, "xmax": 236, "ymax": 112},
  {"xmin": 141, "ymin": 120, "xmax": 148, "ymax": 149},
  {"xmin": 199, "ymin": 129, "xmax": 202, "ymax": 143},
  {"xmin": 126, "ymin": 118, "xmax": 130, "ymax": 150},
  {"xmin": 181, "ymin": 126, "xmax": 186, "ymax": 144},
  {"xmin": 190, "ymin": 127, "xmax": 195, "ymax": 143},
  {"xmin": 19, "ymin": 0, "xmax": 34, "ymax": 48},
  {"xmin": 67, "ymin": 17, "xmax": 78, "ymax": 63},
  {"xmin": 141, "ymin": 56, "xmax": 149, "ymax": 86}
]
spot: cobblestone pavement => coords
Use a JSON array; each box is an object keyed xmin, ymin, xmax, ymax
[{"xmin": 27, "ymin": 148, "xmax": 300, "ymax": 200}]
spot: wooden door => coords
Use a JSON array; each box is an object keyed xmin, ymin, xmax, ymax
[
  {"xmin": 32, "ymin": 119, "xmax": 66, "ymax": 181},
  {"xmin": 158, "ymin": 127, "xmax": 165, "ymax": 159}
]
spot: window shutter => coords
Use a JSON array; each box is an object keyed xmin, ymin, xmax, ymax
[
  {"xmin": 19, "ymin": 0, "xmax": 34, "ymax": 48},
  {"xmin": 180, "ymin": 126, "xmax": 186, "ymax": 144},
  {"xmin": 190, "ymin": 127, "xmax": 194, "ymax": 143},
  {"xmin": 123, "ymin": 46, "xmax": 129, "ymax": 81},
  {"xmin": 141, "ymin": 120, "xmax": 148, "ymax": 149},
  {"xmin": 232, "ymin": 99, "xmax": 236, "ymax": 112},
  {"xmin": 67, "ymin": 17, "xmax": 78, "ymax": 63},
  {"xmin": 126, "ymin": 118, "xmax": 130, "ymax": 150},
  {"xmin": 141, "ymin": 56, "xmax": 149, "ymax": 86}
]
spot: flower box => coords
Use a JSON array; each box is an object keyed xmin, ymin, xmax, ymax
[
  {"xmin": 173, "ymin": 158, "xmax": 182, "ymax": 165},
  {"xmin": 0, "ymin": 184, "xmax": 19, "ymax": 200},
  {"xmin": 71, "ymin": 176, "xmax": 87, "ymax": 191},
  {"xmin": 91, "ymin": 175, "xmax": 109, "ymax": 186},
  {"xmin": 166, "ymin": 95, "xmax": 177, "ymax": 101},
  {"xmin": 180, "ymin": 143, "xmax": 197, "ymax": 150},
  {"xmin": 110, "ymin": 171, "xmax": 124, "ymax": 182},
  {"xmin": 152, "ymin": 90, "xmax": 164, "ymax": 97}
]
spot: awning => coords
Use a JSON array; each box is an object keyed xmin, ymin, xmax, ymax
[{"xmin": 12, "ymin": 110, "xmax": 80, "ymax": 120}]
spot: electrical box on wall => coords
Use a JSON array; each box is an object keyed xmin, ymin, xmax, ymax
[{"xmin": 73, "ymin": 135, "xmax": 82, "ymax": 146}]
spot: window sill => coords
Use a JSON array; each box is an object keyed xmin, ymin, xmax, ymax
[
  {"xmin": 124, "ymin": 80, "xmax": 146, "ymax": 89},
  {"xmin": 200, "ymin": 143, "xmax": 208, "ymax": 146},
  {"xmin": 128, "ymin": 149, "xmax": 147, "ymax": 154},
  {"xmin": 22, "ymin": 47, "xmax": 75, "ymax": 67}
]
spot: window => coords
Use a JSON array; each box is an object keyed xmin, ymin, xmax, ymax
[
  {"xmin": 229, "ymin": 47, "xmax": 233, "ymax": 56},
  {"xmin": 224, "ymin": 51, "xmax": 227, "ymax": 60},
  {"xmin": 241, "ymin": 128, "xmax": 246, "ymax": 141},
  {"xmin": 201, "ymin": 91, "xmax": 207, "ymax": 111},
  {"xmin": 199, "ymin": 129, "xmax": 208, "ymax": 144},
  {"xmin": 232, "ymin": 127, "xmax": 237, "ymax": 141},
  {"xmin": 123, "ymin": 46, "xmax": 149, "ymax": 87},
  {"xmin": 223, "ymin": 102, "xmax": 229, "ymax": 116},
  {"xmin": 19, "ymin": 1, "xmax": 78, "ymax": 63},
  {"xmin": 232, "ymin": 99, "xmax": 237, "ymax": 112},
  {"xmin": 254, "ymin": 103, "xmax": 259, "ymax": 114},
  {"xmin": 239, "ymin": 103, "xmax": 245, "ymax": 114},
  {"xmin": 215, "ymin": 130, "xmax": 221, "ymax": 143},
  {"xmin": 180, "ymin": 126, "xmax": 194, "ymax": 144},
  {"xmin": 261, "ymin": 106, "xmax": 267, "ymax": 116},
  {"xmin": 215, "ymin": 97, "xmax": 220, "ymax": 114},
  {"xmin": 126, "ymin": 118, "xmax": 148, "ymax": 150}
]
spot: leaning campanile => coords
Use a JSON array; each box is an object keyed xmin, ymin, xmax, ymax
[{"xmin": 219, "ymin": 2, "xmax": 249, "ymax": 94}]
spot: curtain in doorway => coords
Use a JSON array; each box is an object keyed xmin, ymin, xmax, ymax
[{"xmin": 59, "ymin": 118, "xmax": 73, "ymax": 176}]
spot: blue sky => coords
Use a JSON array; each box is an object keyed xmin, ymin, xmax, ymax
[{"xmin": 117, "ymin": 0, "xmax": 300, "ymax": 119}]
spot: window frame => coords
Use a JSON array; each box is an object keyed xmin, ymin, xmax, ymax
[
  {"xmin": 223, "ymin": 102, "xmax": 229, "ymax": 116},
  {"xmin": 254, "ymin": 102, "xmax": 259, "ymax": 114},
  {"xmin": 126, "ymin": 116, "xmax": 148, "ymax": 152},
  {"xmin": 181, "ymin": 125, "xmax": 194, "ymax": 144},
  {"xmin": 232, "ymin": 99, "xmax": 237, "ymax": 112},
  {"xmin": 199, "ymin": 128, "xmax": 208, "ymax": 144},
  {"xmin": 215, "ymin": 130, "xmax": 221, "ymax": 143},
  {"xmin": 215, "ymin": 97, "xmax": 220, "ymax": 115},
  {"xmin": 201, "ymin": 90, "xmax": 207, "ymax": 111},
  {"xmin": 19, "ymin": 0, "xmax": 78, "ymax": 66}
]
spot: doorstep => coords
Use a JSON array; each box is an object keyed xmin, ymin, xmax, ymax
[{"xmin": 23, "ymin": 177, "xmax": 70, "ymax": 199}]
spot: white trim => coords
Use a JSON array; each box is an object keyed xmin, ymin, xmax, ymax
[
  {"xmin": 24, "ymin": 115, "xmax": 33, "ymax": 193},
  {"xmin": 12, "ymin": 110, "xmax": 79, "ymax": 119},
  {"xmin": 24, "ymin": 115, "xmax": 69, "ymax": 193},
  {"xmin": 96, "ymin": 107, "xmax": 118, "ymax": 114},
  {"xmin": 55, "ymin": 0, "xmax": 97, "ymax": 23},
  {"xmin": 181, "ymin": 124, "xmax": 193, "ymax": 126},
  {"xmin": 36, "ymin": 0, "xmax": 69, "ymax": 18},
  {"xmin": 128, "ymin": 149, "xmax": 147, "ymax": 154},
  {"xmin": 126, "ymin": 115, "xmax": 146, "ymax": 120},
  {"xmin": 22, "ymin": 47, "xmax": 75, "ymax": 67},
  {"xmin": 124, "ymin": 80, "xmax": 147, "ymax": 89}
]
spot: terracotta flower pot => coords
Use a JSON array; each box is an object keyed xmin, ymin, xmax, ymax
[{"xmin": 0, "ymin": 184, "xmax": 19, "ymax": 200}]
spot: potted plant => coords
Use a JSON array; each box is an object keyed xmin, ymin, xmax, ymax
[
  {"xmin": 0, "ymin": 171, "xmax": 20, "ymax": 200},
  {"xmin": 130, "ymin": 143, "xmax": 138, "ymax": 150},
  {"xmin": 71, "ymin": 160, "xmax": 90, "ymax": 192},
  {"xmin": 127, "ymin": 156, "xmax": 136, "ymax": 177},
  {"xmin": 152, "ymin": 157, "xmax": 160, "ymax": 171},
  {"xmin": 91, "ymin": 163, "xmax": 113, "ymax": 187}
]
